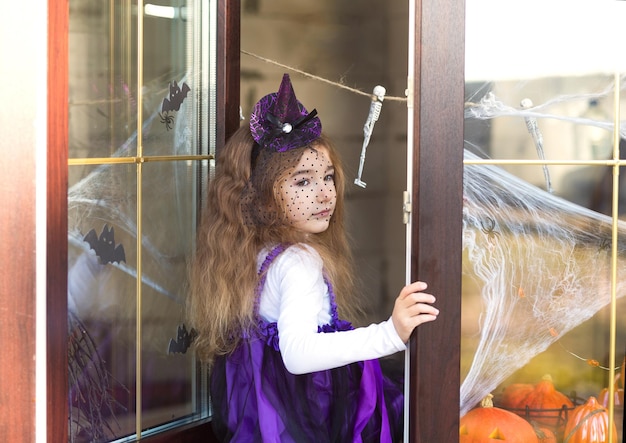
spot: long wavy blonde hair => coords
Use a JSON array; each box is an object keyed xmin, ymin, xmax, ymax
[{"xmin": 188, "ymin": 126, "xmax": 360, "ymax": 363}]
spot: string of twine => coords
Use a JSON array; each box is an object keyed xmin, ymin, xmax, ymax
[
  {"xmin": 242, "ymin": 50, "xmax": 486, "ymax": 108},
  {"xmin": 241, "ymin": 49, "xmax": 408, "ymax": 102}
]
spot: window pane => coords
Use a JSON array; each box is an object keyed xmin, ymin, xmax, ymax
[
  {"xmin": 68, "ymin": 0, "xmax": 214, "ymax": 440},
  {"xmin": 143, "ymin": 1, "xmax": 202, "ymax": 157},
  {"xmin": 68, "ymin": 163, "xmax": 138, "ymax": 440},
  {"xmin": 140, "ymin": 160, "xmax": 204, "ymax": 431},
  {"xmin": 463, "ymin": 2, "xmax": 625, "ymax": 441},
  {"xmin": 69, "ymin": 1, "xmax": 138, "ymax": 159}
]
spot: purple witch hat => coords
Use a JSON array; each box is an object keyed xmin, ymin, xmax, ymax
[{"xmin": 249, "ymin": 74, "xmax": 322, "ymax": 152}]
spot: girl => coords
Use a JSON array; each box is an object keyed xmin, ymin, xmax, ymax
[{"xmin": 188, "ymin": 74, "xmax": 439, "ymax": 442}]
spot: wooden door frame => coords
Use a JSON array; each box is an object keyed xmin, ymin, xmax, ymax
[
  {"xmin": 48, "ymin": 0, "xmax": 69, "ymax": 440},
  {"xmin": 407, "ymin": 0, "xmax": 465, "ymax": 441}
]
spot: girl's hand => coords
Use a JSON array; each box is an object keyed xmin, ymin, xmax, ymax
[{"xmin": 391, "ymin": 281, "xmax": 439, "ymax": 343}]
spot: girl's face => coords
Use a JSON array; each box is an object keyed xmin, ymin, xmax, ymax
[{"xmin": 278, "ymin": 145, "xmax": 337, "ymax": 235}]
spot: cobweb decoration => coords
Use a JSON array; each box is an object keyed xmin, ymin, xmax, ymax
[
  {"xmin": 465, "ymin": 84, "xmax": 626, "ymax": 141},
  {"xmin": 460, "ymin": 148, "xmax": 626, "ymax": 416},
  {"xmin": 68, "ymin": 311, "xmax": 127, "ymax": 442},
  {"xmin": 67, "ymin": 73, "xmax": 200, "ymax": 440},
  {"xmin": 68, "ymin": 75, "xmax": 195, "ymax": 313}
]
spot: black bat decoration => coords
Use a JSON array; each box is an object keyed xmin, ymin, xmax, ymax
[
  {"xmin": 168, "ymin": 324, "xmax": 197, "ymax": 355},
  {"xmin": 83, "ymin": 224, "xmax": 126, "ymax": 265},
  {"xmin": 161, "ymin": 81, "xmax": 190, "ymax": 113}
]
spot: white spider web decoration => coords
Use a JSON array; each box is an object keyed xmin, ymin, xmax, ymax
[{"xmin": 460, "ymin": 148, "xmax": 625, "ymax": 416}]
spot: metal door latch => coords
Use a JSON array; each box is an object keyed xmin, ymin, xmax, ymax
[{"xmin": 403, "ymin": 191, "xmax": 411, "ymax": 224}]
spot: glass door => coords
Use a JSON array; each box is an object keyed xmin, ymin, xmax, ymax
[
  {"xmin": 462, "ymin": 1, "xmax": 625, "ymax": 441},
  {"xmin": 67, "ymin": 1, "xmax": 216, "ymax": 440}
]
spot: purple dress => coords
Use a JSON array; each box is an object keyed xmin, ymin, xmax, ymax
[{"xmin": 210, "ymin": 245, "xmax": 404, "ymax": 442}]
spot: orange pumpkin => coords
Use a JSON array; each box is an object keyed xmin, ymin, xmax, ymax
[
  {"xmin": 598, "ymin": 373, "xmax": 624, "ymax": 408},
  {"xmin": 498, "ymin": 383, "xmax": 534, "ymax": 408},
  {"xmin": 562, "ymin": 396, "xmax": 618, "ymax": 443},
  {"xmin": 460, "ymin": 394, "xmax": 539, "ymax": 443},
  {"xmin": 500, "ymin": 374, "xmax": 573, "ymax": 429}
]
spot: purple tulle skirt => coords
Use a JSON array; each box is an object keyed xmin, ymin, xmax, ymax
[{"xmin": 210, "ymin": 332, "xmax": 404, "ymax": 442}]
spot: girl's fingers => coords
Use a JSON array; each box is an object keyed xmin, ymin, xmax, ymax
[
  {"xmin": 405, "ymin": 302, "xmax": 439, "ymax": 317},
  {"xmin": 399, "ymin": 291, "xmax": 436, "ymax": 308},
  {"xmin": 399, "ymin": 281, "xmax": 428, "ymax": 299},
  {"xmin": 392, "ymin": 281, "xmax": 439, "ymax": 342}
]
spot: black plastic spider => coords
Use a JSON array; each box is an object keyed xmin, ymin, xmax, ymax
[
  {"xmin": 159, "ymin": 111, "xmax": 174, "ymax": 131},
  {"xmin": 480, "ymin": 217, "xmax": 500, "ymax": 243},
  {"xmin": 598, "ymin": 237, "xmax": 611, "ymax": 253}
]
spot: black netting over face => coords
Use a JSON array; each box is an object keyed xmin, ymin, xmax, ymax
[
  {"xmin": 277, "ymin": 145, "xmax": 337, "ymax": 235},
  {"xmin": 241, "ymin": 143, "xmax": 337, "ymax": 237},
  {"xmin": 241, "ymin": 145, "xmax": 306, "ymax": 228}
]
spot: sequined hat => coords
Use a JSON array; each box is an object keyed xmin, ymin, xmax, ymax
[{"xmin": 249, "ymin": 73, "xmax": 322, "ymax": 152}]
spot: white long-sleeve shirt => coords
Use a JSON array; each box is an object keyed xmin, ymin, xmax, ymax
[{"xmin": 257, "ymin": 244, "xmax": 406, "ymax": 375}]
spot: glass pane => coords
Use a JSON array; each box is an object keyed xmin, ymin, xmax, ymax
[
  {"xmin": 463, "ymin": 2, "xmax": 625, "ymax": 441},
  {"xmin": 143, "ymin": 0, "xmax": 201, "ymax": 157},
  {"xmin": 68, "ymin": 0, "xmax": 214, "ymax": 440},
  {"xmin": 140, "ymin": 160, "xmax": 202, "ymax": 430},
  {"xmin": 69, "ymin": 1, "xmax": 138, "ymax": 159},
  {"xmin": 68, "ymin": 163, "xmax": 138, "ymax": 441}
]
